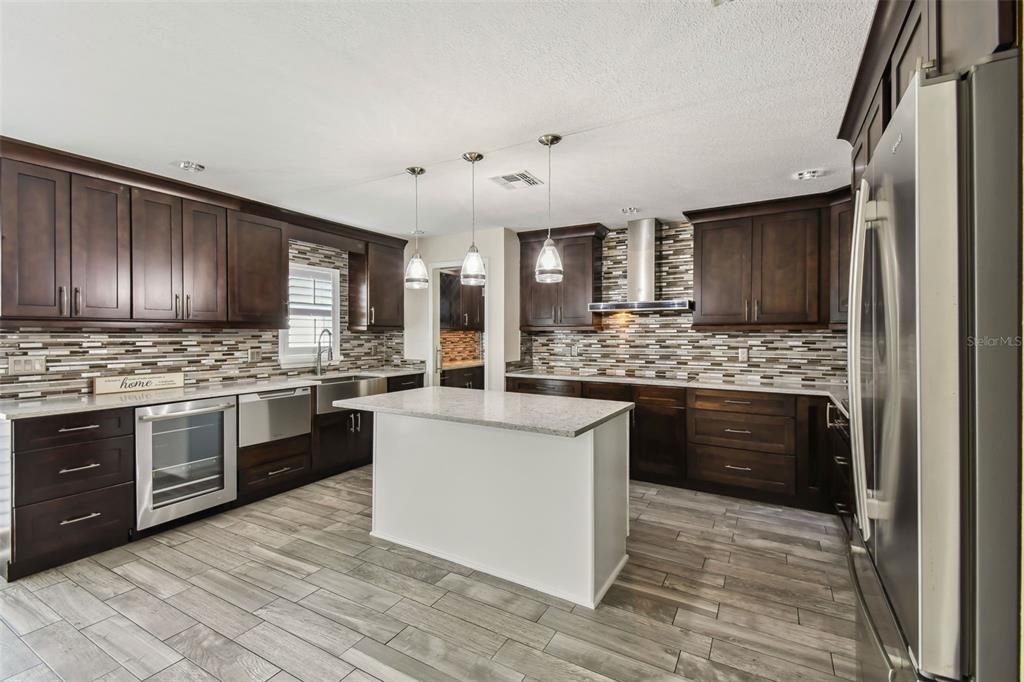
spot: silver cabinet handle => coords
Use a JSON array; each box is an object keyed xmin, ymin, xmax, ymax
[
  {"xmin": 464, "ymin": 313, "xmax": 468, "ymax": 326},
  {"xmin": 356, "ymin": 413, "xmax": 362, "ymax": 431},
  {"xmin": 174, "ymin": 294, "xmax": 181, "ymax": 319},
  {"xmin": 74, "ymin": 287, "xmax": 82, "ymax": 316},
  {"xmin": 186, "ymin": 294, "xmax": 192, "ymax": 319},
  {"xmin": 60, "ymin": 512, "xmax": 101, "ymax": 526},
  {"xmin": 58, "ymin": 286, "xmax": 67, "ymax": 316},
  {"xmin": 558, "ymin": 305, "xmax": 562, "ymax": 322},
  {"xmin": 724, "ymin": 428, "xmax": 752, "ymax": 435},
  {"xmin": 754, "ymin": 299, "xmax": 760, "ymax": 321},
  {"xmin": 139, "ymin": 402, "xmax": 234, "ymax": 422},
  {"xmin": 723, "ymin": 399, "xmax": 751, "ymax": 405},
  {"xmin": 58, "ymin": 424, "xmax": 100, "ymax": 433},
  {"xmin": 349, "ymin": 413, "xmax": 356, "ymax": 433},
  {"xmin": 743, "ymin": 298, "xmax": 749, "ymax": 322},
  {"xmin": 834, "ymin": 456, "xmax": 850, "ymax": 466},
  {"xmin": 370, "ymin": 306, "xmax": 375, "ymax": 325},
  {"xmin": 724, "ymin": 465, "xmax": 752, "ymax": 472},
  {"xmin": 59, "ymin": 462, "xmax": 101, "ymax": 475},
  {"xmin": 267, "ymin": 466, "xmax": 292, "ymax": 477}
]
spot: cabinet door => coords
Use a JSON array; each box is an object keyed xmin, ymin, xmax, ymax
[
  {"xmin": 131, "ymin": 188, "xmax": 183, "ymax": 320},
  {"xmin": 462, "ymin": 282, "xmax": 484, "ymax": 330},
  {"xmin": 829, "ymin": 199, "xmax": 853, "ymax": 324},
  {"xmin": 182, "ymin": 200, "xmax": 227, "ymax": 322},
  {"xmin": 70, "ymin": 175, "xmax": 131, "ymax": 319},
  {"xmin": 351, "ymin": 411, "xmax": 373, "ymax": 465},
  {"xmin": 557, "ymin": 236, "xmax": 596, "ymax": 326},
  {"xmin": 631, "ymin": 387, "xmax": 686, "ymax": 485},
  {"xmin": 520, "ymin": 239, "xmax": 559, "ymax": 328},
  {"xmin": 751, "ymin": 210, "xmax": 820, "ymax": 324},
  {"xmin": 891, "ymin": 1, "xmax": 930, "ymax": 110},
  {"xmin": 0, "ymin": 160, "xmax": 71, "ymax": 318},
  {"xmin": 692, "ymin": 218, "xmax": 752, "ymax": 324},
  {"xmin": 227, "ymin": 211, "xmax": 288, "ymax": 326},
  {"xmin": 366, "ymin": 243, "xmax": 404, "ymax": 328},
  {"xmin": 439, "ymin": 272, "xmax": 460, "ymax": 330},
  {"xmin": 313, "ymin": 411, "xmax": 364, "ymax": 473}
]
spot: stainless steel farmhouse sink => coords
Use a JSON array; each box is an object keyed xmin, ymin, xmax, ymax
[{"xmin": 315, "ymin": 375, "xmax": 387, "ymax": 414}]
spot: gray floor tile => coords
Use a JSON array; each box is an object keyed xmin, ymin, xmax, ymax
[
  {"xmin": 22, "ymin": 621, "xmax": 120, "ymax": 682},
  {"xmin": 235, "ymin": 622, "xmax": 353, "ymax": 682},
  {"xmin": 0, "ymin": 587, "xmax": 61, "ymax": 636},
  {"xmin": 165, "ymin": 587, "xmax": 260, "ymax": 640},
  {"xmin": 82, "ymin": 615, "xmax": 181, "ymax": 679},
  {"xmin": 105, "ymin": 588, "xmax": 197, "ymax": 641},
  {"xmin": 35, "ymin": 582, "xmax": 115, "ymax": 629},
  {"xmin": 166, "ymin": 624, "xmax": 279, "ymax": 682}
]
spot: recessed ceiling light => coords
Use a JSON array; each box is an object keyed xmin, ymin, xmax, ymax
[
  {"xmin": 178, "ymin": 161, "xmax": 206, "ymax": 173},
  {"xmin": 794, "ymin": 169, "xmax": 825, "ymax": 181},
  {"xmin": 621, "ymin": 207, "xmax": 641, "ymax": 214}
]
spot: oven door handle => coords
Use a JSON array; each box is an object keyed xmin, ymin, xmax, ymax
[{"xmin": 138, "ymin": 402, "xmax": 235, "ymax": 422}]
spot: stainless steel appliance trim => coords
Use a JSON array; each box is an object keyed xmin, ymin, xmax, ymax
[
  {"xmin": 847, "ymin": 545, "xmax": 898, "ymax": 677},
  {"xmin": 135, "ymin": 396, "xmax": 237, "ymax": 531},
  {"xmin": 238, "ymin": 387, "xmax": 311, "ymax": 447},
  {"xmin": 846, "ymin": 180, "xmax": 872, "ymax": 541}
]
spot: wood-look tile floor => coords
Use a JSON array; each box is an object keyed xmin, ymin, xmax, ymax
[{"xmin": 0, "ymin": 467, "xmax": 855, "ymax": 682}]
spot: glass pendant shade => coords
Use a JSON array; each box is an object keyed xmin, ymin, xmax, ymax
[
  {"xmin": 535, "ymin": 237, "xmax": 564, "ymax": 283},
  {"xmin": 460, "ymin": 244, "xmax": 486, "ymax": 286},
  {"xmin": 404, "ymin": 252, "xmax": 428, "ymax": 289}
]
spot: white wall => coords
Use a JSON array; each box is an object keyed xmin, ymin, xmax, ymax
[{"xmin": 404, "ymin": 227, "xmax": 520, "ymax": 390}]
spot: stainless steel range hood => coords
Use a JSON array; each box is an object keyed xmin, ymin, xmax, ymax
[{"xmin": 588, "ymin": 218, "xmax": 693, "ymax": 313}]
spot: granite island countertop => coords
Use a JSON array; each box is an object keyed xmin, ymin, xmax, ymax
[
  {"xmin": 505, "ymin": 370, "xmax": 849, "ymax": 417},
  {"xmin": 333, "ymin": 386, "xmax": 634, "ymax": 438},
  {"xmin": 0, "ymin": 366, "xmax": 425, "ymax": 420}
]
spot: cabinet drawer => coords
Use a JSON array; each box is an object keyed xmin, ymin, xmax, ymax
[
  {"xmin": 14, "ymin": 408, "xmax": 133, "ymax": 452},
  {"xmin": 14, "ymin": 436, "xmax": 134, "ymax": 507},
  {"xmin": 13, "ymin": 482, "xmax": 134, "ymax": 565},
  {"xmin": 387, "ymin": 374, "xmax": 424, "ymax": 392},
  {"xmin": 688, "ymin": 444, "xmax": 795, "ymax": 494},
  {"xmin": 687, "ymin": 410, "xmax": 795, "ymax": 454},
  {"xmin": 239, "ymin": 453, "xmax": 310, "ymax": 496},
  {"xmin": 686, "ymin": 389, "xmax": 794, "ymax": 416},
  {"xmin": 581, "ymin": 382, "xmax": 634, "ymax": 402},
  {"xmin": 508, "ymin": 379, "xmax": 581, "ymax": 397},
  {"xmin": 239, "ymin": 434, "xmax": 310, "ymax": 470}
]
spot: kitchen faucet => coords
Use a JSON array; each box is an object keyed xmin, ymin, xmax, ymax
[{"xmin": 315, "ymin": 328, "xmax": 334, "ymax": 376}]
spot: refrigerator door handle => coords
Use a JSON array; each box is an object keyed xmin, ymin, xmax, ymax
[{"xmin": 847, "ymin": 179, "xmax": 873, "ymax": 540}]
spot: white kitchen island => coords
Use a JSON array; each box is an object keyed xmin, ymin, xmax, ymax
[{"xmin": 333, "ymin": 386, "xmax": 633, "ymax": 608}]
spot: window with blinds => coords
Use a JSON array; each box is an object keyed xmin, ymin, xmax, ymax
[{"xmin": 278, "ymin": 263, "xmax": 340, "ymax": 366}]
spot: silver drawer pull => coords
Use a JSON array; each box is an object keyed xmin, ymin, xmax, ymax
[
  {"xmin": 834, "ymin": 455, "xmax": 850, "ymax": 466},
  {"xmin": 267, "ymin": 467, "xmax": 292, "ymax": 477},
  {"xmin": 59, "ymin": 462, "xmax": 101, "ymax": 475},
  {"xmin": 723, "ymin": 399, "xmax": 752, "ymax": 405},
  {"xmin": 60, "ymin": 512, "xmax": 101, "ymax": 526},
  {"xmin": 724, "ymin": 464, "xmax": 753, "ymax": 472},
  {"xmin": 723, "ymin": 428, "xmax": 752, "ymax": 435},
  {"xmin": 57, "ymin": 424, "xmax": 100, "ymax": 433}
]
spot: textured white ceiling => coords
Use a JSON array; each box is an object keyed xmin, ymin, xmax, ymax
[{"xmin": 0, "ymin": 1, "xmax": 874, "ymax": 237}]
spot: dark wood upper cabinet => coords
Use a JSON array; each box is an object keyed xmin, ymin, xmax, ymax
[
  {"xmin": 890, "ymin": 0, "xmax": 931, "ymax": 109},
  {"xmin": 1, "ymin": 160, "xmax": 71, "ymax": 318},
  {"xmin": 182, "ymin": 200, "xmax": 227, "ymax": 322},
  {"xmin": 70, "ymin": 175, "xmax": 131, "ymax": 319},
  {"xmin": 829, "ymin": 197, "xmax": 854, "ymax": 326},
  {"xmin": 227, "ymin": 211, "xmax": 288, "ymax": 327},
  {"xmin": 461, "ymin": 280, "xmax": 484, "ymax": 331},
  {"xmin": 692, "ymin": 218, "xmax": 752, "ymax": 325},
  {"xmin": 439, "ymin": 272, "xmax": 461, "ymax": 330},
  {"xmin": 131, "ymin": 188, "xmax": 182, "ymax": 320},
  {"xmin": 750, "ymin": 209, "xmax": 819, "ymax": 324},
  {"xmin": 349, "ymin": 242, "xmax": 404, "ymax": 330},
  {"xmin": 519, "ymin": 224, "xmax": 607, "ymax": 330}
]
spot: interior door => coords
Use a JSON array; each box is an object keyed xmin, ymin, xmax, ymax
[
  {"xmin": 751, "ymin": 209, "xmax": 819, "ymax": 324},
  {"xmin": 131, "ymin": 189, "xmax": 183, "ymax": 320},
  {"xmin": 693, "ymin": 218, "xmax": 752, "ymax": 324},
  {"xmin": 0, "ymin": 160, "xmax": 71, "ymax": 318},
  {"xmin": 182, "ymin": 200, "xmax": 227, "ymax": 322},
  {"xmin": 70, "ymin": 175, "xmax": 131, "ymax": 319}
]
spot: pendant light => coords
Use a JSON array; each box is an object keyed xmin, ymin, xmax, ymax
[
  {"xmin": 534, "ymin": 134, "xmax": 564, "ymax": 283},
  {"xmin": 403, "ymin": 166, "xmax": 429, "ymax": 289},
  {"xmin": 460, "ymin": 152, "xmax": 486, "ymax": 286}
]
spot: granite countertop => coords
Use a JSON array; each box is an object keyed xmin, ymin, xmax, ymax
[
  {"xmin": 0, "ymin": 367, "xmax": 425, "ymax": 420},
  {"xmin": 333, "ymin": 386, "xmax": 634, "ymax": 438},
  {"xmin": 505, "ymin": 370, "xmax": 849, "ymax": 417},
  {"xmin": 442, "ymin": 360, "xmax": 485, "ymax": 370}
]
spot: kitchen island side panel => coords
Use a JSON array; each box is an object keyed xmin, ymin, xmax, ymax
[{"xmin": 591, "ymin": 415, "xmax": 629, "ymax": 602}]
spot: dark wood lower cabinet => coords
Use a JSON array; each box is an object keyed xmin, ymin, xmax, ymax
[
  {"xmin": 387, "ymin": 373, "xmax": 424, "ymax": 392},
  {"xmin": 630, "ymin": 387, "xmax": 687, "ymax": 486},
  {"xmin": 441, "ymin": 366, "xmax": 484, "ymax": 390},
  {"xmin": 313, "ymin": 410, "xmax": 372, "ymax": 474},
  {"xmin": 237, "ymin": 434, "xmax": 312, "ymax": 502},
  {"xmin": 14, "ymin": 435, "xmax": 134, "ymax": 507}
]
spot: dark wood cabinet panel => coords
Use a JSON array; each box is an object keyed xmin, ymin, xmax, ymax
[
  {"xmin": 238, "ymin": 435, "xmax": 311, "ymax": 502},
  {"xmin": 688, "ymin": 444, "xmax": 795, "ymax": 495},
  {"xmin": 631, "ymin": 386, "xmax": 686, "ymax": 485},
  {"xmin": 182, "ymin": 200, "xmax": 227, "ymax": 322},
  {"xmin": 70, "ymin": 175, "xmax": 131, "ymax": 319},
  {"xmin": 519, "ymin": 225, "xmax": 606, "ymax": 330},
  {"xmin": 441, "ymin": 366, "xmax": 484, "ymax": 390},
  {"xmin": 520, "ymin": 239, "xmax": 559, "ymax": 328},
  {"xmin": 688, "ymin": 409, "xmax": 796, "ymax": 455},
  {"xmin": 132, "ymin": 188, "xmax": 183, "ymax": 320},
  {"xmin": 14, "ymin": 435, "xmax": 134, "ymax": 507},
  {"xmin": 751, "ymin": 210, "xmax": 820, "ymax": 324},
  {"xmin": 14, "ymin": 408, "xmax": 133, "ymax": 452},
  {"xmin": 581, "ymin": 382, "xmax": 633, "ymax": 402},
  {"xmin": 313, "ymin": 410, "xmax": 372, "ymax": 474},
  {"xmin": 795, "ymin": 397, "xmax": 832, "ymax": 511},
  {"xmin": 692, "ymin": 218, "xmax": 752, "ymax": 325},
  {"xmin": 387, "ymin": 373, "xmax": 424, "ymax": 392},
  {"xmin": 349, "ymin": 242, "xmax": 404, "ymax": 330},
  {"xmin": 505, "ymin": 377, "xmax": 581, "ymax": 397},
  {"xmin": 829, "ymin": 198, "xmax": 854, "ymax": 325},
  {"xmin": 461, "ymin": 281, "xmax": 484, "ymax": 330},
  {"xmin": 891, "ymin": 1, "xmax": 930, "ymax": 108},
  {"xmin": 0, "ymin": 160, "xmax": 71, "ymax": 318},
  {"xmin": 557, "ymin": 236, "xmax": 598, "ymax": 326},
  {"xmin": 439, "ymin": 272, "xmax": 461, "ymax": 330},
  {"xmin": 227, "ymin": 211, "xmax": 288, "ymax": 327},
  {"xmin": 686, "ymin": 388, "xmax": 795, "ymax": 417}
]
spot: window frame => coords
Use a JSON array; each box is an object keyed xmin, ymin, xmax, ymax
[{"xmin": 278, "ymin": 262, "xmax": 341, "ymax": 369}]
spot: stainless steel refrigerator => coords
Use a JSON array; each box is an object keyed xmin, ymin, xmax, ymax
[{"xmin": 847, "ymin": 52, "xmax": 1020, "ymax": 681}]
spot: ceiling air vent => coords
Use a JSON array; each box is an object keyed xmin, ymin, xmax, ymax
[{"xmin": 490, "ymin": 170, "xmax": 544, "ymax": 190}]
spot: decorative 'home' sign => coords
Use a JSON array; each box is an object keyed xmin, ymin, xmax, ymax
[{"xmin": 94, "ymin": 373, "xmax": 185, "ymax": 395}]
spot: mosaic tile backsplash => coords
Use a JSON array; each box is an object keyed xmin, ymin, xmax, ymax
[
  {"xmin": 440, "ymin": 330, "xmax": 483, "ymax": 364},
  {"xmin": 517, "ymin": 222, "xmax": 847, "ymax": 385},
  {"xmin": 0, "ymin": 241, "xmax": 420, "ymax": 399}
]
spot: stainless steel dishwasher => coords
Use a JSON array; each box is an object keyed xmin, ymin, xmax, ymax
[{"xmin": 238, "ymin": 387, "xmax": 312, "ymax": 447}]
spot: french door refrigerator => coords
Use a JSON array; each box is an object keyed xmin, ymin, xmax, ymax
[{"xmin": 847, "ymin": 52, "xmax": 1020, "ymax": 681}]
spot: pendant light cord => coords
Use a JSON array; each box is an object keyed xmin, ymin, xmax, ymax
[
  {"xmin": 471, "ymin": 159, "xmax": 476, "ymax": 246},
  {"xmin": 414, "ymin": 173, "xmax": 419, "ymax": 251},
  {"xmin": 547, "ymin": 143, "xmax": 552, "ymax": 239}
]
